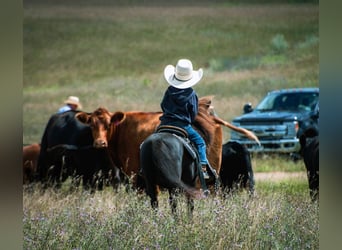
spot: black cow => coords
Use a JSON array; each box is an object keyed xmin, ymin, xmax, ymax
[
  {"xmin": 65, "ymin": 147, "xmax": 121, "ymax": 191},
  {"xmin": 37, "ymin": 110, "xmax": 121, "ymax": 191},
  {"xmin": 220, "ymin": 141, "xmax": 255, "ymax": 196},
  {"xmin": 300, "ymin": 134, "xmax": 319, "ymax": 201}
]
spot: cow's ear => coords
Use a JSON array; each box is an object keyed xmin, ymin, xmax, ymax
[
  {"xmin": 75, "ymin": 112, "xmax": 91, "ymax": 124},
  {"xmin": 111, "ymin": 111, "xmax": 125, "ymax": 126}
]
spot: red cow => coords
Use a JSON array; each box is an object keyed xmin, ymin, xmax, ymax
[
  {"xmin": 76, "ymin": 96, "xmax": 259, "ymax": 189},
  {"xmin": 75, "ymin": 108, "xmax": 163, "ymax": 188},
  {"xmin": 23, "ymin": 143, "xmax": 40, "ymax": 184}
]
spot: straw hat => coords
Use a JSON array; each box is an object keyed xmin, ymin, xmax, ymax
[
  {"xmin": 64, "ymin": 96, "xmax": 82, "ymax": 108},
  {"xmin": 164, "ymin": 59, "xmax": 203, "ymax": 89}
]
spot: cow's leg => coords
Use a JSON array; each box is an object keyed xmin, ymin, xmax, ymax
[
  {"xmin": 248, "ymin": 172, "xmax": 255, "ymax": 197},
  {"xmin": 47, "ymin": 150, "xmax": 64, "ymax": 189},
  {"xmin": 97, "ymin": 171, "xmax": 104, "ymax": 191},
  {"xmin": 40, "ymin": 152, "xmax": 56, "ymax": 188},
  {"xmin": 46, "ymin": 165, "xmax": 57, "ymax": 188},
  {"xmin": 50, "ymin": 162, "xmax": 62, "ymax": 189},
  {"xmin": 90, "ymin": 171, "xmax": 99, "ymax": 192},
  {"xmin": 70, "ymin": 174, "xmax": 81, "ymax": 192},
  {"xmin": 308, "ymin": 170, "xmax": 319, "ymax": 201},
  {"xmin": 82, "ymin": 174, "xmax": 92, "ymax": 191},
  {"xmin": 110, "ymin": 167, "xmax": 121, "ymax": 192},
  {"xmin": 310, "ymin": 188, "xmax": 318, "ymax": 201},
  {"xmin": 245, "ymin": 152, "xmax": 255, "ymax": 196},
  {"xmin": 54, "ymin": 160, "xmax": 63, "ymax": 189},
  {"xmin": 91, "ymin": 174, "xmax": 98, "ymax": 193},
  {"xmin": 92, "ymin": 170, "xmax": 105, "ymax": 192}
]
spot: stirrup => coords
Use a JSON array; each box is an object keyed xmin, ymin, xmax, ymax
[
  {"xmin": 203, "ymin": 171, "xmax": 210, "ymax": 179},
  {"xmin": 202, "ymin": 166, "xmax": 210, "ymax": 179}
]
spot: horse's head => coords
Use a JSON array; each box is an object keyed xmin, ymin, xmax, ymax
[{"xmin": 196, "ymin": 96, "xmax": 223, "ymax": 174}]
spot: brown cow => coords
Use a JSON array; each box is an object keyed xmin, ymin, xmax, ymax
[
  {"xmin": 23, "ymin": 143, "xmax": 40, "ymax": 184},
  {"xmin": 76, "ymin": 109, "xmax": 161, "ymax": 187},
  {"xmin": 76, "ymin": 96, "xmax": 259, "ymax": 188}
]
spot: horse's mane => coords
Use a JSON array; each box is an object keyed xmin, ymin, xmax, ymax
[{"xmin": 195, "ymin": 96, "xmax": 219, "ymax": 145}]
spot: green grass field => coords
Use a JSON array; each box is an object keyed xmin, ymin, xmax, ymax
[
  {"xmin": 23, "ymin": 1, "xmax": 318, "ymax": 144},
  {"xmin": 23, "ymin": 1, "xmax": 319, "ymax": 249}
]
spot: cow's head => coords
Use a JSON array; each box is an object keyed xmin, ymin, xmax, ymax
[{"xmin": 76, "ymin": 107, "xmax": 126, "ymax": 148}]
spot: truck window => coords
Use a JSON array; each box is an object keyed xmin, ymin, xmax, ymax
[{"xmin": 256, "ymin": 92, "xmax": 318, "ymax": 112}]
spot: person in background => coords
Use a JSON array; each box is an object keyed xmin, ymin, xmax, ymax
[
  {"xmin": 57, "ymin": 96, "xmax": 82, "ymax": 113},
  {"xmin": 159, "ymin": 58, "xmax": 210, "ymax": 179}
]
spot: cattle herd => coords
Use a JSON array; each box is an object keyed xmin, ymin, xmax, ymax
[{"xmin": 23, "ymin": 96, "xmax": 319, "ymax": 206}]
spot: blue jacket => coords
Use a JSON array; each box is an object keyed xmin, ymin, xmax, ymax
[
  {"xmin": 159, "ymin": 86, "xmax": 198, "ymax": 126},
  {"xmin": 57, "ymin": 105, "xmax": 72, "ymax": 114}
]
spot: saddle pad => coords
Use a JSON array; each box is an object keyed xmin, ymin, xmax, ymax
[{"xmin": 156, "ymin": 125, "xmax": 188, "ymax": 138}]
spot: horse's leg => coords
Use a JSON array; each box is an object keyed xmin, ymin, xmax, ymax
[
  {"xmin": 186, "ymin": 194, "xmax": 194, "ymax": 219},
  {"xmin": 168, "ymin": 189, "xmax": 178, "ymax": 215},
  {"xmin": 146, "ymin": 184, "xmax": 159, "ymax": 210}
]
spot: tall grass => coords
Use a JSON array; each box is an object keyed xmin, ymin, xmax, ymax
[{"xmin": 24, "ymin": 179, "xmax": 318, "ymax": 249}]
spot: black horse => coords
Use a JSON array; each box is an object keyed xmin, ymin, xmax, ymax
[{"xmin": 140, "ymin": 130, "xmax": 207, "ymax": 216}]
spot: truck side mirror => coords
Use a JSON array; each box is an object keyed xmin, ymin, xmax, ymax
[{"xmin": 243, "ymin": 103, "xmax": 253, "ymax": 113}]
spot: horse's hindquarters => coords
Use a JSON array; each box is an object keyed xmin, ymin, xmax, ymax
[{"xmin": 140, "ymin": 133, "xmax": 199, "ymax": 210}]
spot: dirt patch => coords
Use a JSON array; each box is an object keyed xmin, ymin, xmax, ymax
[{"xmin": 254, "ymin": 171, "xmax": 306, "ymax": 182}]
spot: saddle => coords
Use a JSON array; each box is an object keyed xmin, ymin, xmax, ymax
[{"xmin": 156, "ymin": 125, "xmax": 197, "ymax": 160}]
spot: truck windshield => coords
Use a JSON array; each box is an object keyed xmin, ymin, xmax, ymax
[{"xmin": 255, "ymin": 92, "xmax": 319, "ymax": 112}]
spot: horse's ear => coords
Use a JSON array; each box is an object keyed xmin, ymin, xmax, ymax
[
  {"xmin": 199, "ymin": 95, "xmax": 215, "ymax": 108},
  {"xmin": 111, "ymin": 111, "xmax": 126, "ymax": 126},
  {"xmin": 75, "ymin": 112, "xmax": 91, "ymax": 124}
]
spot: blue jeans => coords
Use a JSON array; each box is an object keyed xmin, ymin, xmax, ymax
[{"xmin": 181, "ymin": 124, "xmax": 209, "ymax": 165}]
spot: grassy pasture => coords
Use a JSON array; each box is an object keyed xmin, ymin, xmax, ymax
[
  {"xmin": 23, "ymin": 1, "xmax": 318, "ymax": 144},
  {"xmin": 23, "ymin": 1, "xmax": 318, "ymax": 249},
  {"xmin": 23, "ymin": 178, "xmax": 318, "ymax": 249}
]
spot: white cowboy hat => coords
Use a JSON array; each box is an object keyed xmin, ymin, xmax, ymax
[
  {"xmin": 64, "ymin": 96, "xmax": 82, "ymax": 108},
  {"xmin": 164, "ymin": 59, "xmax": 203, "ymax": 89}
]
